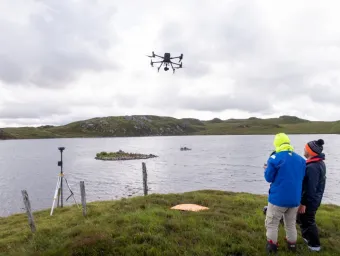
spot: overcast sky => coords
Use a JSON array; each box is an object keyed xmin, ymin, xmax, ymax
[{"xmin": 0, "ymin": 0, "xmax": 340, "ymax": 127}]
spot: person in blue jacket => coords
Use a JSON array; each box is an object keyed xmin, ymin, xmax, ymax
[{"xmin": 264, "ymin": 133, "xmax": 306, "ymax": 254}]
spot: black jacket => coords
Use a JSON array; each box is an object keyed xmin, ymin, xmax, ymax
[{"xmin": 300, "ymin": 153, "xmax": 326, "ymax": 211}]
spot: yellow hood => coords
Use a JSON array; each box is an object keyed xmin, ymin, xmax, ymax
[{"xmin": 273, "ymin": 133, "xmax": 294, "ymax": 152}]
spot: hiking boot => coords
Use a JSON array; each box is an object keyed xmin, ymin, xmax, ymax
[
  {"xmin": 308, "ymin": 245, "xmax": 321, "ymax": 252},
  {"xmin": 301, "ymin": 236, "xmax": 321, "ymax": 251},
  {"xmin": 285, "ymin": 238, "xmax": 297, "ymax": 252},
  {"xmin": 266, "ymin": 240, "xmax": 278, "ymax": 254}
]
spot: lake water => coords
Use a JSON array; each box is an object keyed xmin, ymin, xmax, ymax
[{"xmin": 0, "ymin": 134, "xmax": 339, "ymax": 217}]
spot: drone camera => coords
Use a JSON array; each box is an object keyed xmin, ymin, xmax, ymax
[{"xmin": 164, "ymin": 67, "xmax": 169, "ymax": 71}]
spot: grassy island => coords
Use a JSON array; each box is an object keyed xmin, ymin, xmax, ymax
[
  {"xmin": 95, "ymin": 150, "xmax": 158, "ymax": 161},
  {"xmin": 0, "ymin": 190, "xmax": 339, "ymax": 255}
]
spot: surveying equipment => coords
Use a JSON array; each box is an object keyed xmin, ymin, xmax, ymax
[{"xmin": 50, "ymin": 147, "xmax": 78, "ymax": 216}]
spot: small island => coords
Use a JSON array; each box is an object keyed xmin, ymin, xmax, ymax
[{"xmin": 95, "ymin": 150, "xmax": 158, "ymax": 161}]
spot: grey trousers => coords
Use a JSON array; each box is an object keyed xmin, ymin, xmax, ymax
[{"xmin": 265, "ymin": 202, "xmax": 298, "ymax": 243}]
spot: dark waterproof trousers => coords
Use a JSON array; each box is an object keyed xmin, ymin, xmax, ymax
[{"xmin": 297, "ymin": 210, "xmax": 320, "ymax": 247}]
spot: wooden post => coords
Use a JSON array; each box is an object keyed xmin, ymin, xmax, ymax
[
  {"xmin": 21, "ymin": 190, "xmax": 36, "ymax": 233},
  {"xmin": 80, "ymin": 181, "xmax": 87, "ymax": 216},
  {"xmin": 142, "ymin": 162, "xmax": 148, "ymax": 196}
]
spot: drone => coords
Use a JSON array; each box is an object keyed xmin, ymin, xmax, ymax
[{"xmin": 147, "ymin": 51, "xmax": 183, "ymax": 73}]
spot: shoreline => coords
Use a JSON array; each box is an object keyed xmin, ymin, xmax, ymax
[{"xmin": 1, "ymin": 132, "xmax": 338, "ymax": 141}]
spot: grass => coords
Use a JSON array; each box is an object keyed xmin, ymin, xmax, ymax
[
  {"xmin": 1, "ymin": 115, "xmax": 340, "ymax": 140},
  {"xmin": 0, "ymin": 190, "xmax": 339, "ymax": 255},
  {"xmin": 95, "ymin": 150, "xmax": 157, "ymax": 160}
]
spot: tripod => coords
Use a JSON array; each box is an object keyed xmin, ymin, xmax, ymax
[{"xmin": 50, "ymin": 147, "xmax": 78, "ymax": 216}]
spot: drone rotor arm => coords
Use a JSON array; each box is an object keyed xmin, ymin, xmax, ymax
[
  {"xmin": 170, "ymin": 61, "xmax": 181, "ymax": 66},
  {"xmin": 170, "ymin": 54, "xmax": 183, "ymax": 61}
]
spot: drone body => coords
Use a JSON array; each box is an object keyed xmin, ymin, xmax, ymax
[{"xmin": 147, "ymin": 51, "xmax": 183, "ymax": 73}]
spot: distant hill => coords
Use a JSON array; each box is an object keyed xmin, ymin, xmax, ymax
[
  {"xmin": 0, "ymin": 129, "xmax": 16, "ymax": 140},
  {"xmin": 1, "ymin": 115, "xmax": 339, "ymax": 140}
]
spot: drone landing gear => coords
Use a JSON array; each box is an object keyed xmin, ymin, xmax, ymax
[
  {"xmin": 157, "ymin": 62, "xmax": 163, "ymax": 72},
  {"xmin": 170, "ymin": 63, "xmax": 182, "ymax": 74},
  {"xmin": 151, "ymin": 60, "xmax": 182, "ymax": 74}
]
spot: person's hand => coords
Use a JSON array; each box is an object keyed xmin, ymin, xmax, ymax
[
  {"xmin": 263, "ymin": 163, "xmax": 267, "ymax": 169},
  {"xmin": 298, "ymin": 205, "xmax": 306, "ymax": 214}
]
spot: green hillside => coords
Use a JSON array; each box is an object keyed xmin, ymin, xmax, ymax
[
  {"xmin": 1, "ymin": 115, "xmax": 339, "ymax": 140},
  {"xmin": 1, "ymin": 190, "xmax": 339, "ymax": 255}
]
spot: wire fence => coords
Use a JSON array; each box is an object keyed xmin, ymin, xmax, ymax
[{"xmin": 16, "ymin": 161, "xmax": 151, "ymax": 232}]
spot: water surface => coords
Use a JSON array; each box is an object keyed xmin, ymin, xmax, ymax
[{"xmin": 0, "ymin": 134, "xmax": 338, "ymax": 217}]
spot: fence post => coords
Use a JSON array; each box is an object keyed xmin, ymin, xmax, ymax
[
  {"xmin": 21, "ymin": 190, "xmax": 36, "ymax": 233},
  {"xmin": 142, "ymin": 162, "xmax": 148, "ymax": 196},
  {"xmin": 80, "ymin": 181, "xmax": 87, "ymax": 216}
]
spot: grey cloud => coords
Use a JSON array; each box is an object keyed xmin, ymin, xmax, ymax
[
  {"xmin": 140, "ymin": 80, "xmax": 184, "ymax": 112},
  {"xmin": 0, "ymin": 0, "xmax": 117, "ymax": 88},
  {"xmin": 177, "ymin": 93, "xmax": 272, "ymax": 113},
  {"xmin": 155, "ymin": 22, "xmax": 212, "ymax": 78},
  {"xmin": 0, "ymin": 87, "xmax": 140, "ymax": 121},
  {"xmin": 157, "ymin": 0, "xmax": 340, "ymax": 111},
  {"xmin": 0, "ymin": 92, "xmax": 140, "ymax": 120},
  {"xmin": 0, "ymin": 102, "xmax": 70, "ymax": 119},
  {"xmin": 0, "ymin": 55, "xmax": 25, "ymax": 83},
  {"xmin": 154, "ymin": 1, "xmax": 270, "ymax": 80},
  {"xmin": 114, "ymin": 93, "xmax": 140, "ymax": 108},
  {"xmin": 217, "ymin": 1, "xmax": 269, "ymax": 61},
  {"xmin": 1, "ymin": 0, "xmax": 340, "ymax": 126},
  {"xmin": 307, "ymin": 81, "xmax": 340, "ymax": 105}
]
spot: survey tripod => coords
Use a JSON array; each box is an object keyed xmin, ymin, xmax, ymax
[{"xmin": 50, "ymin": 147, "xmax": 78, "ymax": 216}]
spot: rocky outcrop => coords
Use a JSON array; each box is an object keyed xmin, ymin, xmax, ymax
[
  {"xmin": 75, "ymin": 115, "xmax": 203, "ymax": 137},
  {"xmin": 95, "ymin": 150, "xmax": 158, "ymax": 161}
]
